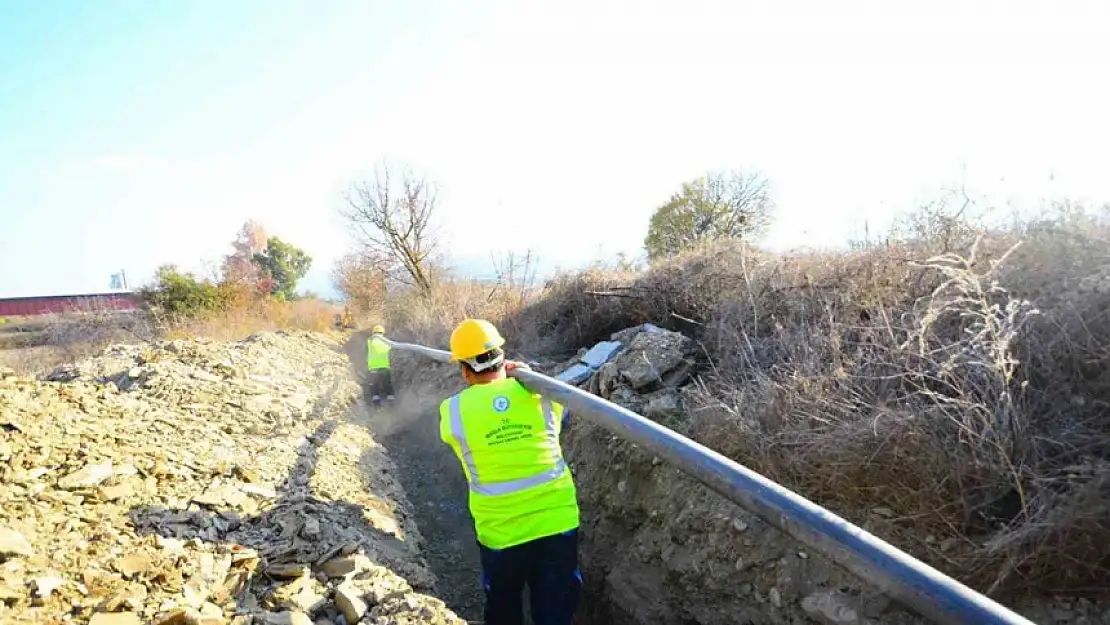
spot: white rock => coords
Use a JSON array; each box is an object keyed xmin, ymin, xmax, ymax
[
  {"xmin": 0, "ymin": 527, "xmax": 33, "ymax": 557},
  {"xmin": 335, "ymin": 583, "xmax": 368, "ymax": 624},
  {"xmin": 58, "ymin": 461, "xmax": 114, "ymax": 489},
  {"xmin": 33, "ymin": 575, "xmax": 67, "ymax": 597},
  {"xmin": 801, "ymin": 591, "xmax": 864, "ymax": 625}
]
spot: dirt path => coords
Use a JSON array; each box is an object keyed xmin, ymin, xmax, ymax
[
  {"xmin": 372, "ymin": 398, "xmax": 485, "ymax": 622},
  {"xmin": 343, "ymin": 332, "xmax": 485, "ymax": 622}
]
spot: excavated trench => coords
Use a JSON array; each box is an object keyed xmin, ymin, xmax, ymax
[
  {"xmin": 342, "ymin": 330, "xmax": 884, "ymax": 625},
  {"xmin": 358, "ymin": 392, "xmax": 623, "ymax": 625},
  {"xmin": 341, "ymin": 330, "xmax": 1110, "ymax": 625},
  {"xmin": 367, "ymin": 395, "xmax": 485, "ymax": 621},
  {"xmin": 344, "ymin": 334, "xmax": 620, "ymax": 624}
]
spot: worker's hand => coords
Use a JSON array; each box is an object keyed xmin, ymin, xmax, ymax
[{"xmin": 504, "ymin": 360, "xmax": 532, "ymax": 376}]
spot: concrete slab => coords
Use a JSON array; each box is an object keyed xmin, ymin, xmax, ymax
[
  {"xmin": 579, "ymin": 341, "xmax": 623, "ymax": 369},
  {"xmin": 556, "ymin": 364, "xmax": 594, "ymax": 385}
]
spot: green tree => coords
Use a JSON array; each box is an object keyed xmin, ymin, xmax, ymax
[
  {"xmin": 141, "ymin": 265, "xmax": 228, "ymax": 318},
  {"xmin": 252, "ymin": 237, "xmax": 312, "ymax": 300},
  {"xmin": 644, "ymin": 170, "xmax": 774, "ymax": 261}
]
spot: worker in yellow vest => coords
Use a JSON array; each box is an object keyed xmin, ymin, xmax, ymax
[
  {"xmin": 439, "ymin": 318, "xmax": 581, "ymax": 625},
  {"xmin": 366, "ymin": 325, "xmax": 394, "ymax": 407}
]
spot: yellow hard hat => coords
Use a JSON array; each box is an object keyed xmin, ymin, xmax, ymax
[
  {"xmin": 372, "ymin": 325, "xmax": 385, "ymax": 334},
  {"xmin": 449, "ymin": 318, "xmax": 505, "ymax": 362}
]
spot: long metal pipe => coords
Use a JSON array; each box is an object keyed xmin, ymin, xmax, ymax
[{"xmin": 381, "ymin": 337, "xmax": 1036, "ymax": 625}]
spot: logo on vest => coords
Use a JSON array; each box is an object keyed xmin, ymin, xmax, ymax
[{"xmin": 492, "ymin": 396, "xmax": 510, "ymax": 413}]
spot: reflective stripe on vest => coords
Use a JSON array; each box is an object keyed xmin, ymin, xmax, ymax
[{"xmin": 447, "ymin": 393, "xmax": 566, "ymax": 496}]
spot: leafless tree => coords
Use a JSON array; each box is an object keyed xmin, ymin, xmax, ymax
[
  {"xmin": 331, "ymin": 249, "xmax": 390, "ymax": 313},
  {"xmin": 222, "ymin": 219, "xmax": 268, "ymax": 284},
  {"xmin": 488, "ymin": 249, "xmax": 539, "ymax": 304},
  {"xmin": 341, "ymin": 162, "xmax": 439, "ymax": 295},
  {"xmin": 492, "ymin": 249, "xmax": 538, "ymax": 292}
]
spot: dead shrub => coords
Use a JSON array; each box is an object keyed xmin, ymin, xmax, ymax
[
  {"xmin": 366, "ymin": 277, "xmax": 539, "ymax": 352},
  {"xmin": 494, "ymin": 204, "xmax": 1110, "ymax": 599},
  {"xmin": 165, "ymin": 298, "xmax": 338, "ymax": 341}
]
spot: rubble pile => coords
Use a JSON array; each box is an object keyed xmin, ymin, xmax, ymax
[
  {"xmin": 555, "ymin": 323, "xmax": 696, "ymax": 422},
  {"xmin": 0, "ymin": 331, "xmax": 464, "ymax": 625}
]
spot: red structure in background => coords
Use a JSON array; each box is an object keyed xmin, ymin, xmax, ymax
[{"xmin": 0, "ymin": 292, "xmax": 144, "ymax": 317}]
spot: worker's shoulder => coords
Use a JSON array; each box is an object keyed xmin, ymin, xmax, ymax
[
  {"xmin": 448, "ymin": 379, "xmax": 530, "ymax": 406},
  {"xmin": 438, "ymin": 393, "xmax": 456, "ymax": 411}
]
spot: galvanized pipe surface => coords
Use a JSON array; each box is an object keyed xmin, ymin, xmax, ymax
[{"xmin": 381, "ymin": 338, "xmax": 1035, "ymax": 625}]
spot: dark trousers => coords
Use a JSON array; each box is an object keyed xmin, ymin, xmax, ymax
[
  {"xmin": 479, "ymin": 529, "xmax": 581, "ymax": 625},
  {"xmin": 368, "ymin": 368, "xmax": 393, "ymax": 398}
]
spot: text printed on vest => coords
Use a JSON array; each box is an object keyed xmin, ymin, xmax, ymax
[{"xmin": 447, "ymin": 393, "xmax": 566, "ymax": 497}]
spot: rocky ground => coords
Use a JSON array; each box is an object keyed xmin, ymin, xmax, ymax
[{"xmin": 0, "ymin": 330, "xmax": 465, "ymax": 625}]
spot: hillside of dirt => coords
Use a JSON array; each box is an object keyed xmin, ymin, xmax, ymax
[{"xmin": 0, "ymin": 330, "xmax": 464, "ymax": 625}]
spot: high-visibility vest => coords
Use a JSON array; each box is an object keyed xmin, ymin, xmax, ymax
[
  {"xmin": 439, "ymin": 378, "xmax": 579, "ymax": 549},
  {"xmin": 367, "ymin": 336, "xmax": 391, "ymax": 370}
]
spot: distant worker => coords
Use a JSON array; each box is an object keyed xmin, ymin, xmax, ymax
[
  {"xmin": 366, "ymin": 325, "xmax": 394, "ymax": 407},
  {"xmin": 439, "ymin": 318, "xmax": 581, "ymax": 625}
]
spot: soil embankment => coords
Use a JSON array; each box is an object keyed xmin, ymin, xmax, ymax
[{"xmin": 0, "ymin": 330, "xmax": 464, "ymax": 624}]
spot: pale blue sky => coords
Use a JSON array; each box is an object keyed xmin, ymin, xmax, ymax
[{"xmin": 2, "ymin": 1, "xmax": 1109, "ymax": 298}]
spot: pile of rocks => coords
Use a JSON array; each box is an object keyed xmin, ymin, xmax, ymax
[
  {"xmin": 0, "ymin": 331, "xmax": 464, "ymax": 624},
  {"xmin": 554, "ymin": 323, "xmax": 696, "ymax": 421}
]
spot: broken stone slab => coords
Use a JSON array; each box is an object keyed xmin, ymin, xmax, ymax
[
  {"xmin": 301, "ymin": 518, "xmax": 321, "ymax": 539},
  {"xmin": 239, "ymin": 483, "xmax": 278, "ymax": 499},
  {"xmin": 193, "ymin": 480, "xmax": 250, "ymax": 509},
  {"xmin": 99, "ymin": 481, "xmax": 135, "ymax": 501},
  {"xmin": 349, "ymin": 571, "xmax": 412, "ymax": 606},
  {"xmin": 192, "ymin": 370, "xmax": 223, "ymax": 383},
  {"xmin": 115, "ymin": 553, "xmax": 155, "ymax": 579},
  {"xmin": 610, "ymin": 325, "xmax": 645, "ymax": 343},
  {"xmin": 0, "ymin": 527, "xmax": 33, "ymax": 557},
  {"xmin": 89, "ymin": 612, "xmax": 143, "ymax": 625},
  {"xmin": 256, "ymin": 611, "xmax": 314, "ymax": 625},
  {"xmin": 32, "ymin": 575, "xmax": 67, "ymax": 597},
  {"xmin": 801, "ymin": 591, "xmax": 870, "ymax": 625},
  {"xmin": 555, "ymin": 339, "xmax": 625, "ymax": 386},
  {"xmin": 335, "ymin": 582, "xmax": 368, "ymax": 624},
  {"xmin": 58, "ymin": 460, "xmax": 115, "ymax": 489},
  {"xmin": 320, "ymin": 554, "xmax": 372, "ymax": 578},
  {"xmin": 244, "ymin": 394, "xmax": 276, "ymax": 414},
  {"xmin": 282, "ymin": 587, "xmax": 326, "ymax": 614},
  {"xmin": 266, "ymin": 564, "xmax": 310, "ymax": 580},
  {"xmin": 150, "ymin": 612, "xmax": 198, "ymax": 625},
  {"xmin": 0, "ymin": 583, "xmax": 23, "ymax": 602},
  {"xmin": 579, "ymin": 341, "xmax": 623, "ymax": 369},
  {"xmin": 555, "ymin": 363, "xmax": 593, "ymax": 385},
  {"xmin": 643, "ymin": 392, "xmax": 680, "ymax": 419},
  {"xmin": 613, "ymin": 327, "xmax": 692, "ymax": 389}
]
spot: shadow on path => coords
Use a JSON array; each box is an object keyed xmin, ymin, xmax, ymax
[
  {"xmin": 127, "ymin": 412, "xmax": 426, "ymax": 619},
  {"xmin": 342, "ymin": 333, "xmax": 485, "ymax": 622}
]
